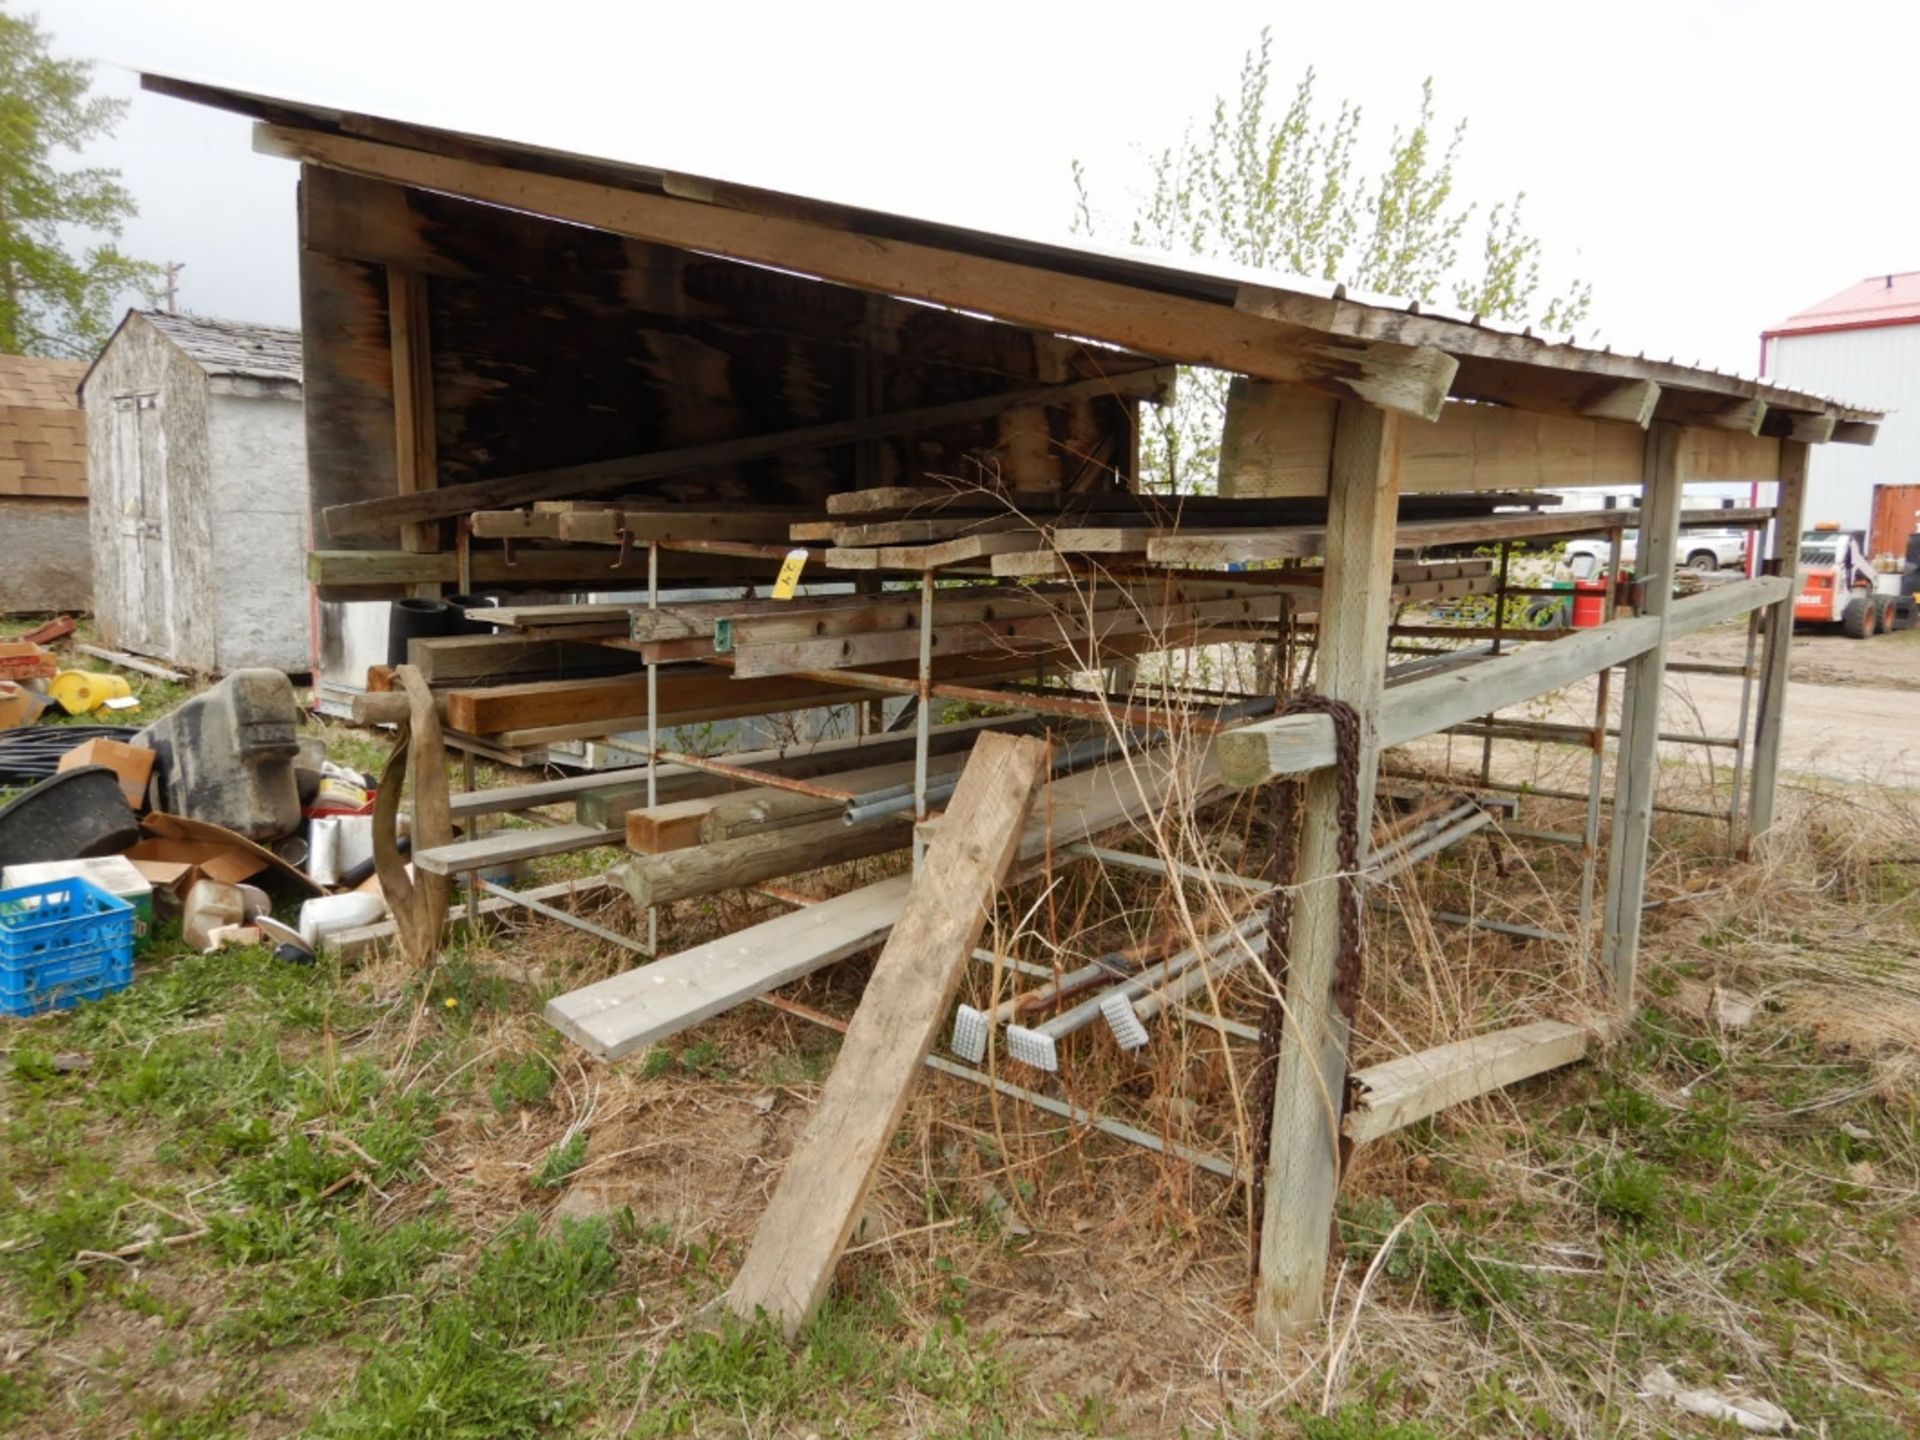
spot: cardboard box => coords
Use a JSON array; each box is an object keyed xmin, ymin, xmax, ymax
[
  {"xmin": 57, "ymin": 737, "xmax": 157, "ymax": 809},
  {"xmin": 124, "ymin": 839, "xmax": 270, "ymax": 903}
]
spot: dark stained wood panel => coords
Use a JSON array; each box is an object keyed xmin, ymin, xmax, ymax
[{"xmin": 297, "ymin": 165, "xmax": 1151, "ymax": 574}]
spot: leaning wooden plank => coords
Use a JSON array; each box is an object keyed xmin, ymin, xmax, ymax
[
  {"xmin": 315, "ymin": 366, "xmax": 1174, "ymax": 537},
  {"xmin": 546, "ymin": 872, "xmax": 917, "ymax": 1061},
  {"xmin": 725, "ymin": 732, "xmax": 1049, "ymax": 1338},
  {"xmin": 411, "ymin": 823, "xmax": 626, "ymax": 876},
  {"xmin": 613, "ymin": 814, "xmax": 913, "ymax": 909},
  {"xmin": 1343, "ymin": 1021, "xmax": 1592, "ymax": 1145}
]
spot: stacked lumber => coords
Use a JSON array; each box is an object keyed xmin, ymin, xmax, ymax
[{"xmin": 808, "ymin": 485, "xmax": 1563, "ymax": 575}]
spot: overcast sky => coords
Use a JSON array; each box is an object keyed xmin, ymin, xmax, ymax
[{"xmin": 37, "ymin": 0, "xmax": 1920, "ymax": 403}]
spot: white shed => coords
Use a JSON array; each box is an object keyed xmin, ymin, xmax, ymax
[{"xmin": 80, "ymin": 311, "xmax": 310, "ymax": 674}]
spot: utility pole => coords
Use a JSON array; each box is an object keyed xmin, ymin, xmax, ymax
[{"xmin": 162, "ymin": 262, "xmax": 184, "ymax": 315}]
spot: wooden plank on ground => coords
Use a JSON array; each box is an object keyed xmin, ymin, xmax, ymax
[
  {"xmin": 1344, "ymin": 1021, "xmax": 1592, "ymax": 1144},
  {"xmin": 724, "ymin": 732, "xmax": 1049, "ymax": 1338}
]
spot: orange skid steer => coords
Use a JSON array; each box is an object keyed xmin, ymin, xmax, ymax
[{"xmin": 1793, "ymin": 525, "xmax": 1911, "ymax": 638}]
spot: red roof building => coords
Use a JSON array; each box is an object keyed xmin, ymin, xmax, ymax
[
  {"xmin": 1763, "ymin": 272, "xmax": 1920, "ymax": 343},
  {"xmin": 1762, "ymin": 275, "xmax": 1918, "ymax": 535}
]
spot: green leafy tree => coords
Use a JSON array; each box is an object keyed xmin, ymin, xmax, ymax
[
  {"xmin": 0, "ymin": 10, "xmax": 158, "ymax": 358},
  {"xmin": 1073, "ymin": 31, "xmax": 1592, "ymax": 493}
]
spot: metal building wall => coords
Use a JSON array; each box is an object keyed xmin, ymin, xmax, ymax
[{"xmin": 1767, "ymin": 324, "xmax": 1920, "ymax": 530}]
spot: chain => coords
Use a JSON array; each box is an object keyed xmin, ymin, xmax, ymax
[{"xmin": 1247, "ymin": 694, "xmax": 1367, "ymax": 1269}]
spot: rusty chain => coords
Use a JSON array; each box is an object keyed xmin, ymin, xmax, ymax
[{"xmin": 1247, "ymin": 694, "xmax": 1366, "ymax": 1269}]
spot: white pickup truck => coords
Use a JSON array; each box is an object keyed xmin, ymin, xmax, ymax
[{"xmin": 1564, "ymin": 527, "xmax": 1750, "ymax": 578}]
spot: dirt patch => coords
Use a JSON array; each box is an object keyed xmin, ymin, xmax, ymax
[{"xmin": 1668, "ymin": 615, "xmax": 1920, "ymax": 691}]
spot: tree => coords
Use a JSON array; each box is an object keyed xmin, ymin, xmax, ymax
[
  {"xmin": 0, "ymin": 10, "xmax": 157, "ymax": 359},
  {"xmin": 1072, "ymin": 31, "xmax": 1592, "ymax": 494}
]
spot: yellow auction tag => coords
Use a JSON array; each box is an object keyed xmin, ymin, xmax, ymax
[{"xmin": 771, "ymin": 548, "xmax": 808, "ymax": 600}]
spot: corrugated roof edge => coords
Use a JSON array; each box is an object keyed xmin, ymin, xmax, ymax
[{"xmin": 137, "ymin": 67, "xmax": 1883, "ymax": 425}]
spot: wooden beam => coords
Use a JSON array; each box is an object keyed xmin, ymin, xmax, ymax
[
  {"xmin": 615, "ymin": 813, "xmax": 913, "ymax": 909},
  {"xmin": 1601, "ymin": 423, "xmax": 1684, "ymax": 1010},
  {"xmin": 547, "ymin": 872, "xmax": 916, "ymax": 1062},
  {"xmin": 1212, "ymin": 577, "xmax": 1788, "ymax": 788},
  {"xmin": 1215, "ymin": 379, "xmax": 1649, "ymax": 498},
  {"xmin": 558, "ymin": 508, "xmax": 818, "ymax": 545},
  {"xmin": 725, "ymin": 732, "xmax": 1049, "ymax": 1339},
  {"xmin": 1447, "ymin": 356, "xmax": 1659, "ymax": 427},
  {"xmin": 1745, "ymin": 440, "xmax": 1810, "ymax": 854},
  {"xmin": 256, "ymin": 123, "xmax": 1459, "ymax": 421},
  {"xmin": 1652, "ymin": 389, "xmax": 1765, "ymax": 435},
  {"xmin": 387, "ymin": 267, "xmax": 439, "ymax": 565},
  {"xmin": 412, "ymin": 823, "xmax": 625, "ymax": 876},
  {"xmin": 1255, "ymin": 400, "xmax": 1401, "ymax": 1341},
  {"xmin": 319, "ymin": 366, "xmax": 1176, "ymax": 538},
  {"xmin": 1344, "ymin": 1021, "xmax": 1593, "ymax": 1145},
  {"xmin": 1234, "ymin": 282, "xmax": 1878, "ymax": 432},
  {"xmin": 405, "ymin": 633, "xmax": 638, "ymax": 684},
  {"xmin": 729, "ymin": 591, "xmax": 1287, "ymax": 678},
  {"xmin": 1759, "ymin": 410, "xmax": 1837, "ymax": 445},
  {"xmin": 1831, "ymin": 420, "xmax": 1878, "ymax": 446},
  {"xmin": 306, "ymin": 547, "xmax": 772, "ymax": 592}
]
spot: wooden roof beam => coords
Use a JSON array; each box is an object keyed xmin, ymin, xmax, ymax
[
  {"xmin": 1760, "ymin": 409, "xmax": 1838, "ymax": 444},
  {"xmin": 1651, "ymin": 389, "xmax": 1766, "ymax": 435},
  {"xmin": 255, "ymin": 123, "xmax": 1458, "ymax": 422},
  {"xmin": 1447, "ymin": 355, "xmax": 1658, "ymax": 427},
  {"xmin": 1831, "ymin": 420, "xmax": 1878, "ymax": 446}
]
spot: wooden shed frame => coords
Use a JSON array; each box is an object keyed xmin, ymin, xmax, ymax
[{"xmin": 147, "ymin": 72, "xmax": 1882, "ymax": 1342}]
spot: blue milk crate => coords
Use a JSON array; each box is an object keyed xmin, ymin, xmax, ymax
[{"xmin": 0, "ymin": 876, "xmax": 137, "ymax": 1017}]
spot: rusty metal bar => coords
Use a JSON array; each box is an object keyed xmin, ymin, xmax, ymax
[{"xmin": 648, "ymin": 748, "xmax": 865, "ymax": 802}]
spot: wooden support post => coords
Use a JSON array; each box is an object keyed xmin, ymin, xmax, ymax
[
  {"xmin": 725, "ymin": 732, "xmax": 1049, "ymax": 1339},
  {"xmin": 1599, "ymin": 423, "xmax": 1684, "ymax": 1010},
  {"xmin": 387, "ymin": 268, "xmax": 439, "ymax": 593},
  {"xmin": 1744, "ymin": 440, "xmax": 1809, "ymax": 856},
  {"xmin": 1254, "ymin": 401, "xmax": 1402, "ymax": 1342}
]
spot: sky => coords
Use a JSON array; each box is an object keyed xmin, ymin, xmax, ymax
[{"xmin": 35, "ymin": 0, "xmax": 1920, "ymax": 401}]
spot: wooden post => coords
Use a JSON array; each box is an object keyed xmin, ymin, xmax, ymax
[
  {"xmin": 387, "ymin": 267, "xmax": 439, "ymax": 591},
  {"xmin": 1743, "ymin": 440, "xmax": 1809, "ymax": 856},
  {"xmin": 1253, "ymin": 400, "xmax": 1402, "ymax": 1342},
  {"xmin": 1599, "ymin": 422, "xmax": 1684, "ymax": 1010}
]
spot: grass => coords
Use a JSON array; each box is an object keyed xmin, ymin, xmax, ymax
[{"xmin": 2, "ymin": 732, "xmax": 1918, "ymax": 1434}]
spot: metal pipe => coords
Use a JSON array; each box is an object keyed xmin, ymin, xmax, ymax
[
  {"xmin": 1448, "ymin": 719, "xmax": 1740, "ymax": 750},
  {"xmin": 478, "ymin": 879, "xmax": 649, "ymax": 955},
  {"xmin": 646, "ymin": 541, "xmax": 660, "ymax": 955},
  {"xmin": 649, "ymin": 749, "xmax": 864, "ymax": 802},
  {"xmin": 913, "ymin": 569, "xmax": 935, "ymax": 867},
  {"xmin": 1725, "ymin": 606, "xmax": 1762, "ymax": 843}
]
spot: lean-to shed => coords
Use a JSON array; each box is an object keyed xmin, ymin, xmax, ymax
[
  {"xmin": 0, "ymin": 353, "xmax": 91, "ymax": 614},
  {"xmin": 81, "ymin": 310, "xmax": 309, "ymax": 673}
]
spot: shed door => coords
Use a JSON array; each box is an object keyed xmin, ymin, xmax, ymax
[{"xmin": 110, "ymin": 393, "xmax": 173, "ymax": 657}]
